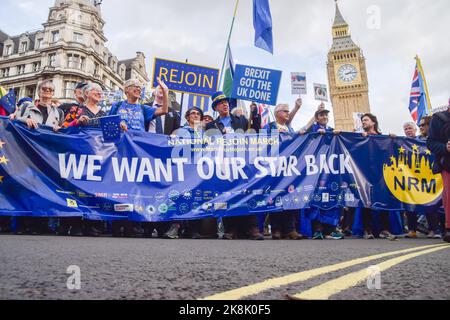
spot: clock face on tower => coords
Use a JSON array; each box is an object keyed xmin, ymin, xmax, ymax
[{"xmin": 338, "ymin": 64, "xmax": 358, "ymax": 83}]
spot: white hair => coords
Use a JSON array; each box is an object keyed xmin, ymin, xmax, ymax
[
  {"xmin": 403, "ymin": 122, "xmax": 417, "ymax": 129},
  {"xmin": 37, "ymin": 80, "xmax": 55, "ymax": 92},
  {"xmin": 274, "ymin": 104, "xmax": 289, "ymax": 114},
  {"xmin": 83, "ymin": 83, "xmax": 103, "ymax": 100}
]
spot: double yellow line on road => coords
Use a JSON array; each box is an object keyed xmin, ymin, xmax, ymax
[{"xmin": 200, "ymin": 243, "xmax": 450, "ymax": 301}]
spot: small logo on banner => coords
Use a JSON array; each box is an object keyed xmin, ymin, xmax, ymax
[
  {"xmin": 383, "ymin": 145, "xmax": 443, "ymax": 205},
  {"xmin": 67, "ymin": 199, "xmax": 78, "ymax": 208},
  {"xmin": 114, "ymin": 204, "xmax": 134, "ymax": 212}
]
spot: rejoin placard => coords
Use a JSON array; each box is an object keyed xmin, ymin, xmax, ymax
[{"xmin": 231, "ymin": 64, "xmax": 282, "ymax": 105}]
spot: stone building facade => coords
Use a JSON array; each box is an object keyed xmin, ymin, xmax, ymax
[{"xmin": 0, "ymin": 0, "xmax": 149, "ymax": 101}]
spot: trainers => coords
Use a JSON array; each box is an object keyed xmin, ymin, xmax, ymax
[
  {"xmin": 326, "ymin": 232, "xmax": 345, "ymax": 240},
  {"xmin": 364, "ymin": 231, "xmax": 375, "ymax": 240},
  {"xmin": 163, "ymin": 224, "xmax": 180, "ymax": 239},
  {"xmin": 379, "ymin": 231, "xmax": 397, "ymax": 241},
  {"xmin": 427, "ymin": 231, "xmax": 442, "ymax": 239},
  {"xmin": 313, "ymin": 232, "xmax": 324, "ymax": 240},
  {"xmin": 405, "ymin": 231, "xmax": 418, "ymax": 239}
]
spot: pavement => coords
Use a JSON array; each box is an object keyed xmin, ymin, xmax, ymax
[{"xmin": 0, "ymin": 235, "xmax": 449, "ymax": 300}]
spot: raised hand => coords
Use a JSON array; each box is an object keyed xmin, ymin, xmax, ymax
[
  {"xmin": 295, "ymin": 98, "xmax": 303, "ymax": 109},
  {"xmin": 157, "ymin": 77, "xmax": 169, "ymax": 97}
]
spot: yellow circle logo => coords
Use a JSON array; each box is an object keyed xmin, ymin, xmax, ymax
[{"xmin": 383, "ymin": 145, "xmax": 443, "ymax": 205}]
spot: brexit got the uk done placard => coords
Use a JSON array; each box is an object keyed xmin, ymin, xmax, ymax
[{"xmin": 231, "ymin": 64, "xmax": 282, "ymax": 106}]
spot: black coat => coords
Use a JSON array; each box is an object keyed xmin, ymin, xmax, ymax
[
  {"xmin": 147, "ymin": 106, "xmax": 181, "ymax": 136},
  {"xmin": 206, "ymin": 109, "xmax": 261, "ymax": 134},
  {"xmin": 427, "ymin": 110, "xmax": 450, "ymax": 173}
]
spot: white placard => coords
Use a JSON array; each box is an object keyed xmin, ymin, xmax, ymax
[{"xmin": 291, "ymin": 72, "xmax": 307, "ymax": 95}]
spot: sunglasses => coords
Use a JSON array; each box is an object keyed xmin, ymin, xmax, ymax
[
  {"xmin": 419, "ymin": 124, "xmax": 427, "ymax": 128},
  {"xmin": 41, "ymin": 87, "xmax": 54, "ymax": 92},
  {"xmin": 189, "ymin": 112, "xmax": 201, "ymax": 116}
]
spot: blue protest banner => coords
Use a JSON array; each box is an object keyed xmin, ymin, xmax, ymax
[
  {"xmin": 0, "ymin": 118, "xmax": 443, "ymax": 224},
  {"xmin": 152, "ymin": 58, "xmax": 219, "ymax": 96},
  {"xmin": 231, "ymin": 64, "xmax": 282, "ymax": 105}
]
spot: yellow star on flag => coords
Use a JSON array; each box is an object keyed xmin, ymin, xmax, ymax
[
  {"xmin": 425, "ymin": 150, "xmax": 432, "ymax": 155},
  {"xmin": 412, "ymin": 145, "xmax": 419, "ymax": 152},
  {"xmin": 0, "ymin": 156, "xmax": 9, "ymax": 165},
  {"xmin": 0, "ymin": 140, "xmax": 6, "ymax": 149},
  {"xmin": 398, "ymin": 146, "xmax": 406, "ymax": 154},
  {"xmin": 0, "ymin": 176, "xmax": 4, "ymax": 183}
]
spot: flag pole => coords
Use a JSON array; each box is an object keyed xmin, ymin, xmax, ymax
[
  {"xmin": 219, "ymin": 0, "xmax": 240, "ymax": 89},
  {"xmin": 415, "ymin": 55, "xmax": 432, "ymax": 114}
]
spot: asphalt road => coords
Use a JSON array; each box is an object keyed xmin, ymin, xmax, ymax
[{"xmin": 1, "ymin": 235, "xmax": 449, "ymax": 300}]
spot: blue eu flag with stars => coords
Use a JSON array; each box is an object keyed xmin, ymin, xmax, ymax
[
  {"xmin": 99, "ymin": 115, "xmax": 122, "ymax": 142},
  {"xmin": 0, "ymin": 89, "xmax": 17, "ymax": 115}
]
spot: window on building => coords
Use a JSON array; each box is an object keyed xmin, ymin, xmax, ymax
[
  {"xmin": 5, "ymin": 45, "xmax": 12, "ymax": 56},
  {"xmin": 33, "ymin": 62, "xmax": 41, "ymax": 72},
  {"xmin": 49, "ymin": 54, "xmax": 57, "ymax": 67},
  {"xmin": 64, "ymin": 81, "xmax": 77, "ymax": 99},
  {"xmin": 51, "ymin": 30, "xmax": 60, "ymax": 43},
  {"xmin": 94, "ymin": 62, "xmax": 100, "ymax": 75},
  {"xmin": 94, "ymin": 40, "xmax": 100, "ymax": 50},
  {"xmin": 67, "ymin": 53, "xmax": 85, "ymax": 70},
  {"xmin": 17, "ymin": 65, "xmax": 26, "ymax": 75},
  {"xmin": 73, "ymin": 32, "xmax": 84, "ymax": 43},
  {"xmin": 36, "ymin": 38, "xmax": 43, "ymax": 49},
  {"xmin": 1, "ymin": 68, "xmax": 10, "ymax": 77},
  {"xmin": 20, "ymin": 42, "xmax": 28, "ymax": 53}
]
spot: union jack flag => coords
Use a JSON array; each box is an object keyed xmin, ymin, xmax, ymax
[
  {"xmin": 409, "ymin": 57, "xmax": 431, "ymax": 124},
  {"xmin": 258, "ymin": 104, "xmax": 270, "ymax": 128}
]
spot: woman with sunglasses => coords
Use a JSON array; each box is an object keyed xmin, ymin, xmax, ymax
[
  {"xmin": 14, "ymin": 80, "xmax": 64, "ymax": 131},
  {"xmin": 12, "ymin": 80, "xmax": 64, "ymax": 235}
]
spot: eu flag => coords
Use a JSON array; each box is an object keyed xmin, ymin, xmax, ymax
[
  {"xmin": 253, "ymin": 0, "xmax": 274, "ymax": 54},
  {"xmin": 99, "ymin": 115, "xmax": 122, "ymax": 142},
  {"xmin": 0, "ymin": 89, "xmax": 17, "ymax": 115}
]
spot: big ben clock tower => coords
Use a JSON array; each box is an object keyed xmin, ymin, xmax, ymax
[{"xmin": 327, "ymin": 0, "xmax": 371, "ymax": 131}]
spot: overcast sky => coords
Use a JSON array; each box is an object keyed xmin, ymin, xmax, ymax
[{"xmin": 1, "ymin": 0, "xmax": 449, "ymax": 134}]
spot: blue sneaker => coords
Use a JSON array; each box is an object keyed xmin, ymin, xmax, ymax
[
  {"xmin": 313, "ymin": 232, "xmax": 324, "ymax": 240},
  {"xmin": 326, "ymin": 231, "xmax": 345, "ymax": 240}
]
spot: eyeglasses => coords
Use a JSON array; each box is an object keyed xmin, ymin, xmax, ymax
[
  {"xmin": 278, "ymin": 110, "xmax": 289, "ymax": 113},
  {"xmin": 189, "ymin": 112, "xmax": 201, "ymax": 116},
  {"xmin": 41, "ymin": 87, "xmax": 54, "ymax": 92}
]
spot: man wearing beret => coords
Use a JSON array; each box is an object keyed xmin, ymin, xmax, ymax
[{"xmin": 205, "ymin": 91, "xmax": 263, "ymax": 240}]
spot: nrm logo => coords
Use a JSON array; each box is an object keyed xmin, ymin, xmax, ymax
[{"xmin": 383, "ymin": 145, "xmax": 443, "ymax": 205}]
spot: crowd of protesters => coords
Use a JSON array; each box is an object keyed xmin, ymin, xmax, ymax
[{"xmin": 0, "ymin": 80, "xmax": 449, "ymax": 243}]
